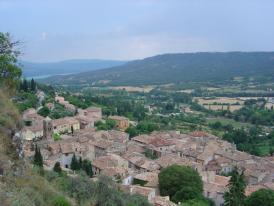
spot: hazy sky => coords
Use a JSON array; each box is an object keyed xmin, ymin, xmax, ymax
[{"xmin": 1, "ymin": 0, "xmax": 274, "ymax": 62}]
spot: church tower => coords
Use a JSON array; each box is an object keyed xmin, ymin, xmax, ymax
[{"xmin": 43, "ymin": 116, "xmax": 53, "ymax": 139}]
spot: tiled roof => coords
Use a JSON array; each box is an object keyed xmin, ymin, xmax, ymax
[
  {"xmin": 60, "ymin": 143, "xmax": 74, "ymax": 154},
  {"xmin": 109, "ymin": 115, "xmax": 129, "ymax": 121}
]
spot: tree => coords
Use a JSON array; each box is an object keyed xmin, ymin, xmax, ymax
[
  {"xmin": 224, "ymin": 167, "xmax": 246, "ymax": 206},
  {"xmin": 38, "ymin": 106, "xmax": 50, "ymax": 117},
  {"xmin": 33, "ymin": 145, "xmax": 43, "ymax": 168},
  {"xmin": 0, "ymin": 32, "xmax": 22, "ymax": 91},
  {"xmin": 30, "ymin": 78, "xmax": 36, "ymax": 91},
  {"xmin": 53, "ymin": 162, "xmax": 62, "ymax": 174},
  {"xmin": 158, "ymin": 165, "xmax": 203, "ymax": 203},
  {"xmin": 82, "ymin": 159, "xmax": 93, "ymax": 177},
  {"xmin": 245, "ymin": 189, "xmax": 274, "ymax": 206},
  {"xmin": 79, "ymin": 156, "xmax": 83, "ymax": 168},
  {"xmin": 125, "ymin": 126, "xmax": 138, "ymax": 138},
  {"xmin": 70, "ymin": 153, "xmax": 79, "ymax": 171}
]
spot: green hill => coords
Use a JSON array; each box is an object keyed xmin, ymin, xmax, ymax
[{"xmin": 40, "ymin": 52, "xmax": 274, "ymax": 86}]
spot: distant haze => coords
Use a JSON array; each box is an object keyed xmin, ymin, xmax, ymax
[
  {"xmin": 1, "ymin": 0, "xmax": 274, "ymax": 62},
  {"xmin": 20, "ymin": 59, "xmax": 126, "ymax": 78}
]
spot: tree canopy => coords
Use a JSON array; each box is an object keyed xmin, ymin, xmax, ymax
[
  {"xmin": 224, "ymin": 167, "xmax": 246, "ymax": 206},
  {"xmin": 158, "ymin": 164, "xmax": 203, "ymax": 203},
  {"xmin": 0, "ymin": 32, "xmax": 22, "ymax": 91},
  {"xmin": 245, "ymin": 189, "xmax": 274, "ymax": 206}
]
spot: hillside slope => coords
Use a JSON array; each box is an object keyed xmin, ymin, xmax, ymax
[
  {"xmin": 21, "ymin": 59, "xmax": 126, "ymax": 78},
  {"xmin": 40, "ymin": 52, "xmax": 274, "ymax": 86}
]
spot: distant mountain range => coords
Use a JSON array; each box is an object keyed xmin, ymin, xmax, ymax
[
  {"xmin": 40, "ymin": 52, "xmax": 274, "ymax": 86},
  {"xmin": 20, "ymin": 59, "xmax": 126, "ymax": 78}
]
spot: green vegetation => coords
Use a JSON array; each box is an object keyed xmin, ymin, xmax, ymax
[
  {"xmin": 38, "ymin": 106, "xmax": 50, "ymax": 117},
  {"xmin": 33, "ymin": 145, "xmax": 43, "ymax": 168},
  {"xmin": 19, "ymin": 78, "xmax": 37, "ymax": 92},
  {"xmin": 245, "ymin": 189, "xmax": 274, "ymax": 206},
  {"xmin": 233, "ymin": 99, "xmax": 274, "ymax": 125},
  {"xmin": 42, "ymin": 52, "xmax": 274, "ymax": 87},
  {"xmin": 49, "ymin": 103, "xmax": 74, "ymax": 119},
  {"xmin": 53, "ymin": 133, "xmax": 62, "ymax": 141},
  {"xmin": 0, "ymin": 32, "xmax": 22, "ymax": 92},
  {"xmin": 52, "ymin": 196, "xmax": 71, "ymax": 206},
  {"xmin": 222, "ymin": 126, "xmax": 274, "ymax": 156},
  {"xmin": 224, "ymin": 168, "xmax": 246, "ymax": 206},
  {"xmin": 44, "ymin": 172, "xmax": 151, "ymax": 206},
  {"xmin": 95, "ymin": 119, "xmax": 116, "ymax": 130},
  {"xmin": 53, "ymin": 162, "xmax": 62, "ymax": 174},
  {"xmin": 158, "ymin": 165, "xmax": 204, "ymax": 204},
  {"xmin": 15, "ymin": 91, "xmax": 38, "ymax": 112},
  {"xmin": 70, "ymin": 154, "xmax": 93, "ymax": 177},
  {"xmin": 132, "ymin": 178, "xmax": 148, "ymax": 186}
]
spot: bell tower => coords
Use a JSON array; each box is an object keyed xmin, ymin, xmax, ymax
[{"xmin": 43, "ymin": 116, "xmax": 53, "ymax": 139}]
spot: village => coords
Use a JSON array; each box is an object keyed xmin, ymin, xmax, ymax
[{"xmin": 20, "ymin": 94, "xmax": 274, "ymax": 206}]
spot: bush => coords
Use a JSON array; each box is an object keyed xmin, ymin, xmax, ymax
[{"xmin": 52, "ymin": 196, "xmax": 71, "ymax": 206}]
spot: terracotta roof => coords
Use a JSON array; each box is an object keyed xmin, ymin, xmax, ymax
[
  {"xmin": 214, "ymin": 175, "xmax": 230, "ymax": 186},
  {"xmin": 109, "ymin": 115, "xmax": 129, "ymax": 121},
  {"xmin": 60, "ymin": 143, "xmax": 74, "ymax": 154},
  {"xmin": 76, "ymin": 115, "xmax": 94, "ymax": 123},
  {"xmin": 127, "ymin": 143, "xmax": 145, "ymax": 154},
  {"xmin": 149, "ymin": 137, "xmax": 174, "ymax": 147},
  {"xmin": 245, "ymin": 185, "xmax": 267, "ymax": 196},
  {"xmin": 132, "ymin": 135, "xmax": 153, "ymax": 145},
  {"xmin": 93, "ymin": 139, "xmax": 112, "ymax": 149},
  {"xmin": 156, "ymin": 154, "xmax": 193, "ymax": 168},
  {"xmin": 153, "ymin": 196, "xmax": 177, "ymax": 206},
  {"xmin": 86, "ymin": 107, "xmax": 101, "ymax": 112},
  {"xmin": 22, "ymin": 123, "xmax": 43, "ymax": 133},
  {"xmin": 134, "ymin": 172, "xmax": 159, "ymax": 187},
  {"xmin": 130, "ymin": 185, "xmax": 155, "ymax": 197},
  {"xmin": 92, "ymin": 155, "xmax": 119, "ymax": 170},
  {"xmin": 102, "ymin": 167, "xmax": 128, "ymax": 177},
  {"xmin": 190, "ymin": 131, "xmax": 210, "ymax": 137},
  {"xmin": 52, "ymin": 117, "xmax": 79, "ymax": 127}
]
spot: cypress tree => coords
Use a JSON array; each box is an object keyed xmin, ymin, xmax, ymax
[
  {"xmin": 33, "ymin": 145, "xmax": 43, "ymax": 168},
  {"xmin": 82, "ymin": 159, "xmax": 93, "ymax": 177},
  {"xmin": 70, "ymin": 153, "xmax": 79, "ymax": 171},
  {"xmin": 224, "ymin": 167, "xmax": 247, "ymax": 206},
  {"xmin": 79, "ymin": 156, "xmax": 83, "ymax": 169},
  {"xmin": 30, "ymin": 78, "xmax": 36, "ymax": 91},
  {"xmin": 22, "ymin": 79, "xmax": 28, "ymax": 92}
]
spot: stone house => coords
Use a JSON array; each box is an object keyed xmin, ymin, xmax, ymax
[
  {"xmin": 21, "ymin": 124, "xmax": 44, "ymax": 140},
  {"xmin": 60, "ymin": 142, "xmax": 74, "ymax": 168},
  {"xmin": 92, "ymin": 154, "xmax": 128, "ymax": 176},
  {"xmin": 78, "ymin": 107, "xmax": 102, "ymax": 122},
  {"xmin": 108, "ymin": 115, "xmax": 130, "ymax": 131},
  {"xmin": 203, "ymin": 174, "xmax": 230, "ymax": 206},
  {"xmin": 51, "ymin": 117, "xmax": 80, "ymax": 134},
  {"xmin": 75, "ymin": 115, "xmax": 94, "ymax": 129}
]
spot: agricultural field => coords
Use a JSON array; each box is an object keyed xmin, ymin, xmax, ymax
[
  {"xmin": 193, "ymin": 97, "xmax": 245, "ymax": 111},
  {"xmin": 109, "ymin": 86, "xmax": 155, "ymax": 93}
]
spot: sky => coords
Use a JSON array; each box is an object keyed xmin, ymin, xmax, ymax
[{"xmin": 1, "ymin": 0, "xmax": 274, "ymax": 62}]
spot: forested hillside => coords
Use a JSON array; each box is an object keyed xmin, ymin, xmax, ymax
[{"xmin": 41, "ymin": 52, "xmax": 274, "ymax": 86}]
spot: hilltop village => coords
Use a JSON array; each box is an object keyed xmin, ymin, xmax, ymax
[{"xmin": 20, "ymin": 94, "xmax": 274, "ymax": 206}]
